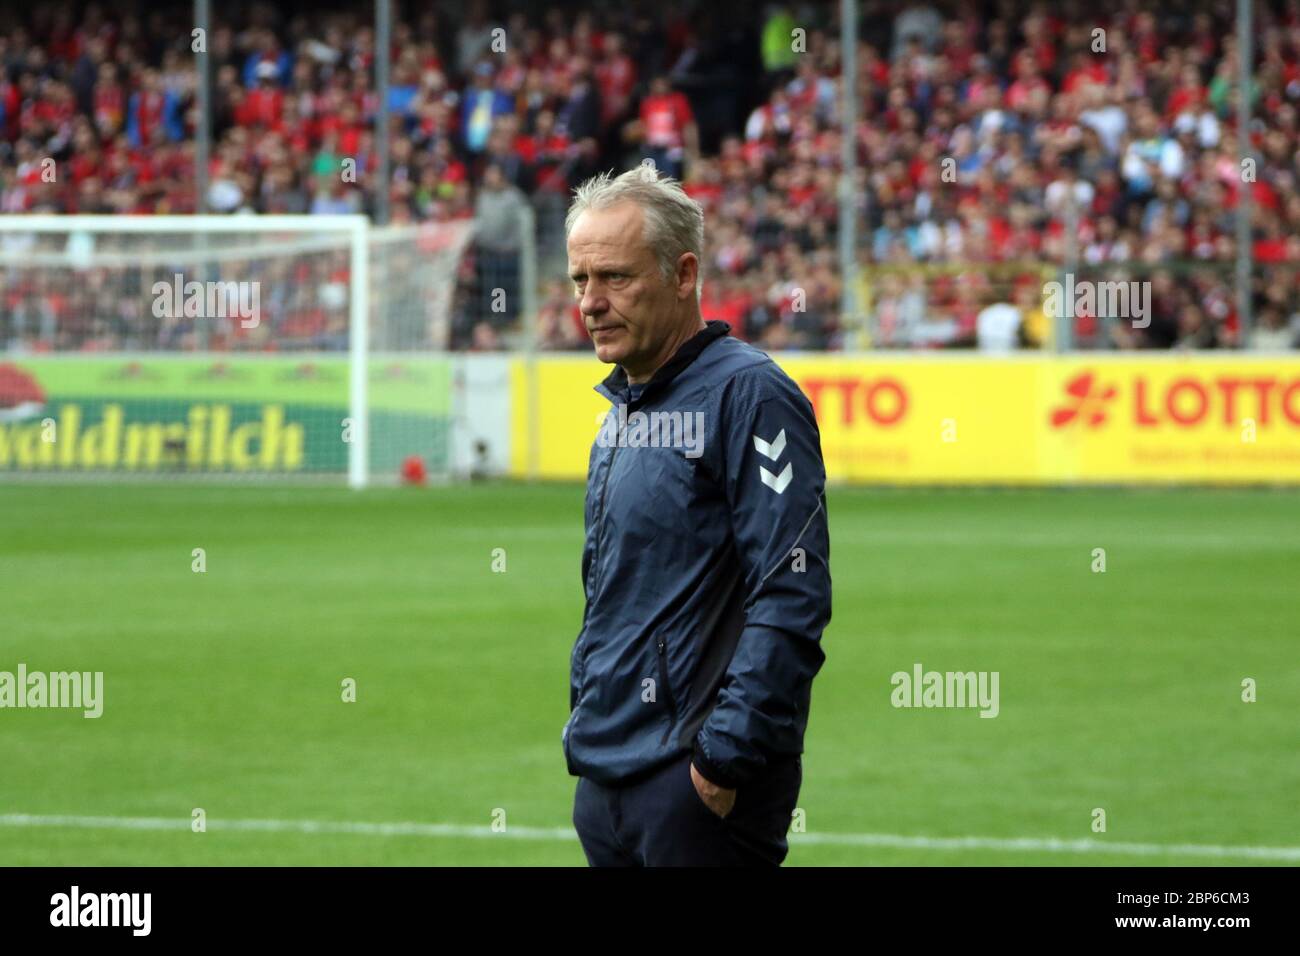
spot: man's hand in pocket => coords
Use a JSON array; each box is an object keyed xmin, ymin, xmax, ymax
[{"xmin": 691, "ymin": 762, "xmax": 736, "ymax": 819}]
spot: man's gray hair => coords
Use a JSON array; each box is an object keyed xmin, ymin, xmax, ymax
[{"xmin": 565, "ymin": 164, "xmax": 705, "ymax": 296}]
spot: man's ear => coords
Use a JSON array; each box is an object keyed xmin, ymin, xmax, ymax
[{"xmin": 676, "ymin": 253, "xmax": 699, "ymax": 300}]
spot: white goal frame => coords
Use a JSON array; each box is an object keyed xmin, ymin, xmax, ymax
[{"xmin": 0, "ymin": 215, "xmax": 372, "ymax": 488}]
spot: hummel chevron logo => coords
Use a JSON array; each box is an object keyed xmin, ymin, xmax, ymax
[
  {"xmin": 760, "ymin": 462, "xmax": 793, "ymax": 494},
  {"xmin": 753, "ymin": 429, "xmax": 792, "ymax": 493},
  {"xmin": 752, "ymin": 429, "xmax": 787, "ymax": 460}
]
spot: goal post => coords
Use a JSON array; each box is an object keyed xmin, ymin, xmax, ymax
[
  {"xmin": 0, "ymin": 215, "xmax": 477, "ymax": 487},
  {"xmin": 348, "ymin": 218, "xmax": 368, "ymax": 489}
]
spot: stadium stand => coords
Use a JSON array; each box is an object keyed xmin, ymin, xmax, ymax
[{"xmin": 0, "ymin": 0, "xmax": 1296, "ymax": 351}]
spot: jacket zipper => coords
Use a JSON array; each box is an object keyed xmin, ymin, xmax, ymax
[
  {"xmin": 572, "ymin": 436, "xmax": 618, "ymax": 726},
  {"xmin": 571, "ymin": 399, "xmax": 632, "ymax": 758},
  {"xmin": 585, "ymin": 440, "xmax": 619, "ymax": 618},
  {"xmin": 656, "ymin": 637, "xmax": 678, "ymax": 745},
  {"xmin": 562, "ymin": 700, "xmax": 579, "ymax": 763}
]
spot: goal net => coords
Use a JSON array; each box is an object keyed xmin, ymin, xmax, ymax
[{"xmin": 0, "ymin": 215, "xmax": 475, "ymax": 486}]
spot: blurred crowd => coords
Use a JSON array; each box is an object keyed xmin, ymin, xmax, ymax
[{"xmin": 1, "ymin": 0, "xmax": 1297, "ymax": 352}]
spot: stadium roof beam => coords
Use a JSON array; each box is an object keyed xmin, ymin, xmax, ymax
[
  {"xmin": 194, "ymin": 0, "xmax": 210, "ymax": 215},
  {"xmin": 375, "ymin": 0, "xmax": 391, "ymax": 227},
  {"xmin": 839, "ymin": 0, "xmax": 859, "ymax": 343},
  {"xmin": 1236, "ymin": 0, "xmax": 1254, "ymax": 344}
]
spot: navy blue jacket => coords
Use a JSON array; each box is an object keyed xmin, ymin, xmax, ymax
[{"xmin": 562, "ymin": 321, "xmax": 831, "ymax": 789}]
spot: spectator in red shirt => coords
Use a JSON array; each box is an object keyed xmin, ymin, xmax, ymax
[
  {"xmin": 1165, "ymin": 64, "xmax": 1207, "ymax": 123},
  {"xmin": 961, "ymin": 54, "xmax": 1001, "ymax": 107},
  {"xmin": 92, "ymin": 62, "xmax": 124, "ymax": 138},
  {"xmin": 594, "ymin": 32, "xmax": 636, "ymax": 129},
  {"xmin": 1005, "ymin": 51, "xmax": 1051, "ymax": 112},
  {"xmin": 238, "ymin": 62, "xmax": 285, "ymax": 130},
  {"xmin": 1061, "ymin": 51, "xmax": 1109, "ymax": 95},
  {"xmin": 634, "ymin": 75, "xmax": 696, "ymax": 179},
  {"xmin": 700, "ymin": 275, "xmax": 751, "ymax": 342},
  {"xmin": 518, "ymin": 109, "xmax": 571, "ymax": 193}
]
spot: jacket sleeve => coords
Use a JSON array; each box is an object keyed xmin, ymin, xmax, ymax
[{"xmin": 691, "ymin": 364, "xmax": 832, "ymax": 790}]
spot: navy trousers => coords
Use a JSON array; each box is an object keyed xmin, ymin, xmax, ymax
[{"xmin": 572, "ymin": 752, "xmax": 802, "ymax": 866}]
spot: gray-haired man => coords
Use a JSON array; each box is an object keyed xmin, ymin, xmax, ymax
[{"xmin": 562, "ymin": 166, "xmax": 832, "ymax": 866}]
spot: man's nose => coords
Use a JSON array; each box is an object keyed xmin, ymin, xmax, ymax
[{"xmin": 580, "ymin": 284, "xmax": 607, "ymax": 316}]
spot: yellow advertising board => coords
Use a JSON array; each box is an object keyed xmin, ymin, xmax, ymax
[{"xmin": 510, "ymin": 354, "xmax": 1300, "ymax": 484}]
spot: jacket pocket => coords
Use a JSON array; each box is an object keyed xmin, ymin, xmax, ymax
[
  {"xmin": 656, "ymin": 637, "xmax": 679, "ymax": 745},
  {"xmin": 561, "ymin": 699, "xmax": 580, "ymax": 768}
]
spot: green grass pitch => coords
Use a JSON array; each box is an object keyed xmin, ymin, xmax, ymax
[{"xmin": 0, "ymin": 482, "xmax": 1296, "ymax": 865}]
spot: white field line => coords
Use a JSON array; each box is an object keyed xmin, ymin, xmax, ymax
[
  {"xmin": 1, "ymin": 813, "xmax": 1297, "ymax": 861},
  {"xmin": 431, "ymin": 526, "xmax": 1293, "ymax": 549}
]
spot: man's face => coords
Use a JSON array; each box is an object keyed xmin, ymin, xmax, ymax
[{"xmin": 567, "ymin": 202, "xmax": 686, "ymax": 375}]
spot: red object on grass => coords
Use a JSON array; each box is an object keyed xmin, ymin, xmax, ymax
[{"xmin": 401, "ymin": 455, "xmax": 427, "ymax": 485}]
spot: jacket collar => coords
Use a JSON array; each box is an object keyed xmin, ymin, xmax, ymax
[{"xmin": 594, "ymin": 320, "xmax": 731, "ymax": 405}]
